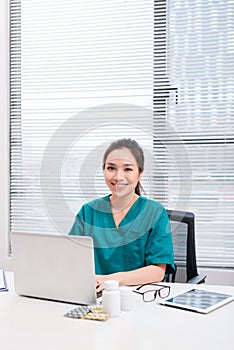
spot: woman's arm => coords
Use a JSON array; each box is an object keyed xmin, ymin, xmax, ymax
[{"xmin": 96, "ymin": 264, "xmax": 166, "ymax": 292}]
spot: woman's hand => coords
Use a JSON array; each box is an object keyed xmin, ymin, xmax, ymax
[
  {"xmin": 95, "ymin": 275, "xmax": 106, "ymax": 293},
  {"xmin": 95, "ymin": 264, "xmax": 166, "ymax": 292},
  {"xmin": 96, "ymin": 273, "xmax": 121, "ymax": 293}
]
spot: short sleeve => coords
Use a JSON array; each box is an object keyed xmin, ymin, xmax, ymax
[
  {"xmin": 68, "ymin": 207, "xmax": 85, "ymax": 236},
  {"xmin": 145, "ymin": 207, "xmax": 175, "ymax": 274}
]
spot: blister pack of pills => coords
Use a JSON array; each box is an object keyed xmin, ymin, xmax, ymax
[
  {"xmin": 64, "ymin": 305, "xmax": 108, "ymax": 321},
  {"xmin": 64, "ymin": 305, "xmax": 90, "ymax": 319}
]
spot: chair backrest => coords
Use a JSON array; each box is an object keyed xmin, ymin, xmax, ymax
[{"xmin": 166, "ymin": 209, "xmax": 198, "ymax": 283}]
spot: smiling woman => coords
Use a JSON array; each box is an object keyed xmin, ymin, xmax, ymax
[
  {"xmin": 102, "ymin": 139, "xmax": 145, "ymax": 230},
  {"xmin": 104, "ymin": 149, "xmax": 141, "ymax": 197},
  {"xmin": 69, "ymin": 138, "xmax": 175, "ymax": 292},
  {"xmin": 103, "ymin": 138, "xmax": 145, "ymax": 197}
]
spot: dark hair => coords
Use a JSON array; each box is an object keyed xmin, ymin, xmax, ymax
[{"xmin": 103, "ymin": 138, "xmax": 144, "ymax": 196}]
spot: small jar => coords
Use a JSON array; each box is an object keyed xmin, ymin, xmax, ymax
[
  {"xmin": 102, "ymin": 280, "xmax": 121, "ymax": 317},
  {"xmin": 120, "ymin": 286, "xmax": 133, "ymax": 311}
]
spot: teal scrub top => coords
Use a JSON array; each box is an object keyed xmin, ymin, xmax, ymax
[{"xmin": 69, "ymin": 195, "xmax": 175, "ymax": 276}]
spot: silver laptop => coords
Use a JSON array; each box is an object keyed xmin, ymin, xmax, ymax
[{"xmin": 11, "ymin": 232, "xmax": 97, "ymax": 305}]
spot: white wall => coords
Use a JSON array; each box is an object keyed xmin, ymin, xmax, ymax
[{"xmin": 198, "ymin": 268, "xmax": 234, "ymax": 286}]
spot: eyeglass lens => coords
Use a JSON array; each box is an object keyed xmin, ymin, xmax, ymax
[
  {"xmin": 143, "ymin": 290, "xmax": 157, "ymax": 302},
  {"xmin": 143, "ymin": 286, "xmax": 170, "ymax": 302},
  {"xmin": 159, "ymin": 287, "xmax": 170, "ymax": 299}
]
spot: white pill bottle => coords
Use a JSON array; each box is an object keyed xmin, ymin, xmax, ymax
[
  {"xmin": 119, "ymin": 286, "xmax": 133, "ymax": 311},
  {"xmin": 102, "ymin": 280, "xmax": 121, "ymax": 317}
]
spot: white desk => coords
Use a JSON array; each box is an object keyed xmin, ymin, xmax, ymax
[{"xmin": 1, "ymin": 272, "xmax": 234, "ymax": 350}]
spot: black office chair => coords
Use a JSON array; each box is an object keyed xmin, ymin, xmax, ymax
[{"xmin": 166, "ymin": 209, "xmax": 206, "ymax": 284}]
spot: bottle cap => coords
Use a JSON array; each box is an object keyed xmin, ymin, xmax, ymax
[{"xmin": 104, "ymin": 280, "xmax": 119, "ymax": 291}]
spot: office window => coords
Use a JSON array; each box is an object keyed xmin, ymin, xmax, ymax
[
  {"xmin": 10, "ymin": 0, "xmax": 156, "ymax": 235},
  {"xmin": 9, "ymin": 0, "xmax": 234, "ymax": 268},
  {"xmin": 153, "ymin": 0, "xmax": 234, "ymax": 267}
]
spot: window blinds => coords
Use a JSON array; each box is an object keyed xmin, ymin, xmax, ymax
[
  {"xmin": 10, "ymin": 0, "xmax": 234, "ymax": 267},
  {"xmin": 10, "ymin": 0, "xmax": 156, "ymax": 235},
  {"xmin": 153, "ymin": 0, "xmax": 234, "ymax": 267}
]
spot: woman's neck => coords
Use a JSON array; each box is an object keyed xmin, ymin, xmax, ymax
[{"xmin": 110, "ymin": 193, "xmax": 139, "ymax": 214}]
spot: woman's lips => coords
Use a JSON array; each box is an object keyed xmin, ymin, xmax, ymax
[{"xmin": 112, "ymin": 183, "xmax": 128, "ymax": 191}]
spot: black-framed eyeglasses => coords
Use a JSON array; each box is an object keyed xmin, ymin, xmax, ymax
[{"xmin": 133, "ymin": 283, "xmax": 171, "ymax": 302}]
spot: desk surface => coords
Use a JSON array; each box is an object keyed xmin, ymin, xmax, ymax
[{"xmin": 1, "ymin": 272, "xmax": 234, "ymax": 350}]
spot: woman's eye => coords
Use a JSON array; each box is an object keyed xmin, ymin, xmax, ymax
[
  {"xmin": 125, "ymin": 168, "xmax": 133, "ymax": 172},
  {"xmin": 107, "ymin": 166, "xmax": 115, "ymax": 171}
]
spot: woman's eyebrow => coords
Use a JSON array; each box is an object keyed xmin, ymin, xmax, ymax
[{"xmin": 123, "ymin": 163, "xmax": 135, "ymax": 167}]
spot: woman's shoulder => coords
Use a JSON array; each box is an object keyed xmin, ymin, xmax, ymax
[
  {"xmin": 139, "ymin": 195, "xmax": 166, "ymax": 211},
  {"xmin": 135, "ymin": 196, "xmax": 169, "ymax": 228},
  {"xmin": 138, "ymin": 196, "xmax": 169, "ymax": 220}
]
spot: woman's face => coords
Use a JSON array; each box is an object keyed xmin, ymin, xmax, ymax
[{"xmin": 104, "ymin": 147, "xmax": 142, "ymax": 199}]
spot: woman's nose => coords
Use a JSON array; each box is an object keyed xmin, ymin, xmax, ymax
[{"xmin": 114, "ymin": 169, "xmax": 124, "ymax": 180}]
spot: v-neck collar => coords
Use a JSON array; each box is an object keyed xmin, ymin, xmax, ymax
[{"xmin": 105, "ymin": 194, "xmax": 145, "ymax": 229}]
